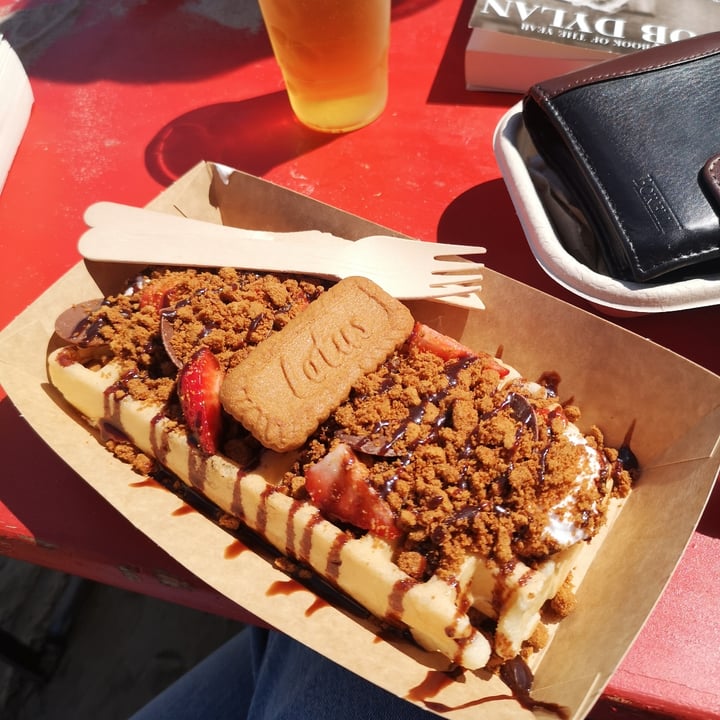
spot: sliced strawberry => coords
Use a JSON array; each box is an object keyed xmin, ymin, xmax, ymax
[
  {"xmin": 407, "ymin": 322, "xmax": 510, "ymax": 377},
  {"xmin": 138, "ymin": 276, "xmax": 178, "ymax": 312},
  {"xmin": 407, "ymin": 322, "xmax": 476, "ymax": 361},
  {"xmin": 177, "ymin": 348, "xmax": 223, "ymax": 454},
  {"xmin": 288, "ymin": 284, "xmax": 313, "ymax": 311},
  {"xmin": 305, "ymin": 444, "xmax": 401, "ymax": 540},
  {"xmin": 536, "ymin": 404, "xmax": 568, "ymax": 431}
]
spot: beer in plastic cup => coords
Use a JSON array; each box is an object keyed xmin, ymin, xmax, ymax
[{"xmin": 258, "ymin": 0, "xmax": 390, "ymax": 133}]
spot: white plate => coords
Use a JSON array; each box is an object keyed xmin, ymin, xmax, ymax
[{"xmin": 493, "ymin": 103, "xmax": 720, "ymax": 317}]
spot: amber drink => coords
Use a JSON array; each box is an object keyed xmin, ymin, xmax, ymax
[{"xmin": 258, "ymin": 0, "xmax": 390, "ymax": 133}]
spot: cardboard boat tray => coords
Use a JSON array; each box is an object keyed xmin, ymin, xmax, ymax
[{"xmin": 1, "ymin": 161, "xmax": 719, "ymax": 719}]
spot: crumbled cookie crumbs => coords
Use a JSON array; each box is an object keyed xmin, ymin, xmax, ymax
[
  {"xmin": 219, "ymin": 514, "xmax": 241, "ymax": 531},
  {"xmin": 68, "ymin": 267, "xmax": 327, "ymax": 407},
  {"xmin": 58, "ymin": 266, "xmax": 636, "ymax": 668},
  {"xmin": 106, "ymin": 439, "xmax": 138, "ymax": 466},
  {"xmin": 280, "ymin": 346, "xmax": 633, "ymax": 580},
  {"xmin": 62, "ymin": 266, "xmax": 327, "ymax": 469},
  {"xmin": 64, "ymin": 267, "xmax": 633, "ymax": 584},
  {"xmin": 525, "ymin": 622, "xmax": 549, "ymax": 654},
  {"xmin": 549, "ymin": 574, "xmax": 578, "ymax": 618},
  {"xmin": 132, "ymin": 452, "xmax": 156, "ymax": 476},
  {"xmin": 274, "ymin": 555, "xmax": 300, "ymax": 576},
  {"xmin": 396, "ymin": 550, "xmax": 427, "ymax": 579}
]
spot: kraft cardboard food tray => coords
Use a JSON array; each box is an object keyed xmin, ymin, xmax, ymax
[{"xmin": 1, "ymin": 161, "xmax": 719, "ymax": 719}]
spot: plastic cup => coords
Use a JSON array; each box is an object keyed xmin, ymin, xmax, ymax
[{"xmin": 258, "ymin": 0, "xmax": 390, "ymax": 133}]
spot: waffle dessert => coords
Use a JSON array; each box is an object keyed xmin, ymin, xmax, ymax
[{"xmin": 47, "ymin": 267, "xmax": 634, "ymax": 671}]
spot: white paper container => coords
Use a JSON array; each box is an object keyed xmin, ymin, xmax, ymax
[{"xmin": 493, "ymin": 103, "xmax": 720, "ymax": 317}]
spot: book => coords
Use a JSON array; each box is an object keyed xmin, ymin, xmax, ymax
[
  {"xmin": 466, "ymin": 0, "xmax": 717, "ymax": 93},
  {"xmin": 0, "ymin": 35, "xmax": 33, "ymax": 195}
]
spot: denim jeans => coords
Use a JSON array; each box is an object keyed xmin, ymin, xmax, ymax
[{"xmin": 130, "ymin": 626, "xmax": 436, "ymax": 719}]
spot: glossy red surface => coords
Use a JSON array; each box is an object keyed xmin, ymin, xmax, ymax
[{"xmin": 0, "ymin": 1, "xmax": 718, "ymax": 717}]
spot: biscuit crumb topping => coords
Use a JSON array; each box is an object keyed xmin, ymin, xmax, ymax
[
  {"xmin": 278, "ymin": 344, "xmax": 632, "ymax": 579},
  {"xmin": 57, "ymin": 267, "xmax": 636, "ymax": 667},
  {"xmin": 67, "ymin": 266, "xmax": 326, "ymax": 400},
  {"xmin": 62, "ymin": 267, "xmax": 633, "ymax": 582}
]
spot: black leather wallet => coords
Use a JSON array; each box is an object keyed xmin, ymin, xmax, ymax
[{"xmin": 522, "ymin": 33, "xmax": 720, "ymax": 283}]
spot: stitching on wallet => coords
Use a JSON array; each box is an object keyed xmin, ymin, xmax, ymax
[
  {"xmin": 537, "ymin": 46, "xmax": 720, "ymax": 97},
  {"xmin": 543, "ymin": 104, "xmax": 642, "ymax": 271}
]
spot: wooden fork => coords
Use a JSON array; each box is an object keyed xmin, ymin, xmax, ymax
[{"xmin": 80, "ymin": 202, "xmax": 486, "ymax": 309}]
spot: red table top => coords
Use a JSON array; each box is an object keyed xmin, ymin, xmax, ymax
[{"xmin": 1, "ymin": 1, "xmax": 718, "ymax": 718}]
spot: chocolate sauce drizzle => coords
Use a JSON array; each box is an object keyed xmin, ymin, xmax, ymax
[
  {"xmin": 266, "ymin": 579, "xmax": 330, "ymax": 617},
  {"xmin": 144, "ymin": 466, "xmax": 371, "ymax": 621},
  {"xmin": 340, "ymin": 357, "xmax": 548, "ymax": 507},
  {"xmin": 335, "ymin": 356, "xmax": 477, "ymax": 496},
  {"xmin": 406, "ymin": 657, "xmax": 569, "ymax": 719},
  {"xmin": 141, "ymin": 443, "xmax": 569, "ymax": 716},
  {"xmin": 54, "ymin": 298, "xmax": 108, "ymax": 346}
]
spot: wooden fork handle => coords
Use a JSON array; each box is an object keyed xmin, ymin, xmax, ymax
[{"xmin": 78, "ymin": 224, "xmax": 342, "ymax": 279}]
